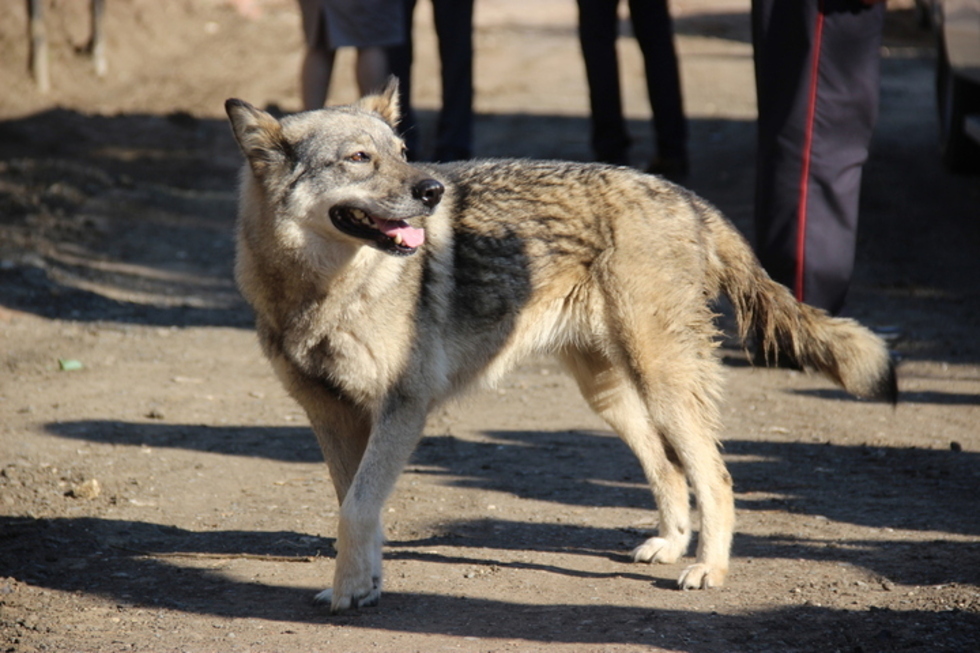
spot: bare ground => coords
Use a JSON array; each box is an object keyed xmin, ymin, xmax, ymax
[{"xmin": 1, "ymin": 1, "xmax": 979, "ymax": 651}]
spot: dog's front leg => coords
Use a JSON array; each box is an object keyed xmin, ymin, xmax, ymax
[
  {"xmin": 316, "ymin": 500, "xmax": 385, "ymax": 612},
  {"xmin": 315, "ymin": 397, "xmax": 429, "ymax": 613}
]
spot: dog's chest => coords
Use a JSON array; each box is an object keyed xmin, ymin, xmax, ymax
[{"xmin": 289, "ymin": 284, "xmax": 420, "ymax": 403}]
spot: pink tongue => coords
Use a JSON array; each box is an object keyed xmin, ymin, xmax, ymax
[{"xmin": 374, "ymin": 217, "xmax": 425, "ymax": 248}]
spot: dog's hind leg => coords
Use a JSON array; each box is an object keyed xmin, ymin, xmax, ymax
[
  {"xmin": 571, "ymin": 309, "xmax": 732, "ymax": 588},
  {"xmin": 629, "ymin": 347, "xmax": 734, "ymax": 590},
  {"xmin": 655, "ymin": 399, "xmax": 733, "ymax": 589},
  {"xmin": 563, "ymin": 350, "xmax": 692, "ymax": 566}
]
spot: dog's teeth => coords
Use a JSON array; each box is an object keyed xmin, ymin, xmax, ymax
[
  {"xmin": 393, "ymin": 233, "xmax": 404, "ymax": 245},
  {"xmin": 352, "ymin": 209, "xmax": 370, "ymax": 225}
]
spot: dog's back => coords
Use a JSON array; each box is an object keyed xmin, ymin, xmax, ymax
[{"xmin": 424, "ymin": 159, "xmax": 895, "ymax": 405}]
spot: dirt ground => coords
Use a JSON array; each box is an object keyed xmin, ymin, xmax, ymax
[{"xmin": 1, "ymin": 1, "xmax": 979, "ymax": 651}]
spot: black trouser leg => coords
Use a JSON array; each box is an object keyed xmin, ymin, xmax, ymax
[{"xmin": 752, "ymin": 0, "xmax": 884, "ymax": 314}]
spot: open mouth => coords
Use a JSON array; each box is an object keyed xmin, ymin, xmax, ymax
[{"xmin": 329, "ymin": 206, "xmax": 425, "ymax": 256}]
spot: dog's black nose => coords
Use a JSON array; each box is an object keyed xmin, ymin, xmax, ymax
[{"xmin": 413, "ymin": 178, "xmax": 444, "ymax": 209}]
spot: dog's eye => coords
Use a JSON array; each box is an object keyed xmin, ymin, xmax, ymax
[{"xmin": 349, "ymin": 151, "xmax": 371, "ymax": 163}]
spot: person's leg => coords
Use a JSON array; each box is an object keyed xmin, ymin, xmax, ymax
[
  {"xmin": 752, "ymin": 0, "xmax": 883, "ymax": 315},
  {"xmin": 628, "ymin": 0, "xmax": 687, "ymax": 165},
  {"xmin": 800, "ymin": 1, "xmax": 884, "ymax": 313},
  {"xmin": 387, "ymin": 0, "xmax": 420, "ymax": 157},
  {"xmin": 302, "ymin": 47, "xmax": 335, "ymax": 110},
  {"xmin": 752, "ymin": 0, "xmax": 811, "ymax": 297},
  {"xmin": 355, "ymin": 46, "xmax": 390, "ymax": 96},
  {"xmin": 300, "ymin": 1, "xmax": 334, "ymax": 110},
  {"xmin": 577, "ymin": 0, "xmax": 630, "ymax": 164},
  {"xmin": 431, "ymin": 0, "xmax": 475, "ymax": 161}
]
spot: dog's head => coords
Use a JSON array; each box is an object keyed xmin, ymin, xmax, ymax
[{"xmin": 225, "ymin": 79, "xmax": 443, "ymax": 257}]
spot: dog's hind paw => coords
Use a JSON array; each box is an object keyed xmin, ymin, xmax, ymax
[
  {"xmin": 630, "ymin": 536, "xmax": 685, "ymax": 564},
  {"xmin": 677, "ymin": 563, "xmax": 726, "ymax": 590},
  {"xmin": 313, "ymin": 583, "xmax": 381, "ymax": 613}
]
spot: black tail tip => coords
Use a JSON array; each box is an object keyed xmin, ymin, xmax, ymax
[{"xmin": 875, "ymin": 356, "xmax": 899, "ymax": 405}]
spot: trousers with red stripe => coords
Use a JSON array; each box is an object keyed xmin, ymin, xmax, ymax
[{"xmin": 751, "ymin": 0, "xmax": 885, "ymax": 316}]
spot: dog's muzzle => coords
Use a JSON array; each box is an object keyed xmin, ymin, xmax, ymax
[{"xmin": 327, "ymin": 178, "xmax": 444, "ymax": 256}]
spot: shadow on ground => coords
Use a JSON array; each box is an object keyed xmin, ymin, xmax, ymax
[
  {"xmin": 40, "ymin": 420, "xmax": 980, "ymax": 585},
  {"xmin": 0, "ymin": 512, "xmax": 977, "ymax": 652}
]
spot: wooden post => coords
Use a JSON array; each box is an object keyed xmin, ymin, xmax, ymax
[
  {"xmin": 90, "ymin": 0, "xmax": 106, "ymax": 77},
  {"xmin": 28, "ymin": 0, "xmax": 50, "ymax": 92}
]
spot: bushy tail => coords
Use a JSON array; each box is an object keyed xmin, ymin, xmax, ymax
[{"xmin": 702, "ymin": 209, "xmax": 897, "ymax": 403}]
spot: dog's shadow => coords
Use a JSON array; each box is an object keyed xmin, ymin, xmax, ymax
[
  {"xmin": 11, "ymin": 418, "xmax": 980, "ymax": 648},
  {"xmin": 2, "ymin": 514, "xmax": 979, "ymax": 649},
  {"xmin": 43, "ymin": 420, "xmax": 980, "ymax": 589}
]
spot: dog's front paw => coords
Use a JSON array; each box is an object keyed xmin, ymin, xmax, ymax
[
  {"xmin": 630, "ymin": 536, "xmax": 685, "ymax": 564},
  {"xmin": 313, "ymin": 576, "xmax": 382, "ymax": 613},
  {"xmin": 677, "ymin": 563, "xmax": 726, "ymax": 589}
]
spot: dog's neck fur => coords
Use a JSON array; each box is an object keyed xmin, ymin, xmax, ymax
[{"xmin": 235, "ymin": 177, "xmax": 429, "ymax": 406}]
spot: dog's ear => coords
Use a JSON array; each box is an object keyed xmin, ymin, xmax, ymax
[
  {"xmin": 225, "ymin": 99, "xmax": 292, "ymax": 176},
  {"xmin": 354, "ymin": 76, "xmax": 401, "ymax": 129}
]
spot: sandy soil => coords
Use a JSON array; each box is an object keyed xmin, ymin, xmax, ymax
[{"xmin": 1, "ymin": 1, "xmax": 979, "ymax": 651}]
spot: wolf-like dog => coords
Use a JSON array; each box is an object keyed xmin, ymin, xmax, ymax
[{"xmin": 225, "ymin": 81, "xmax": 896, "ymax": 613}]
